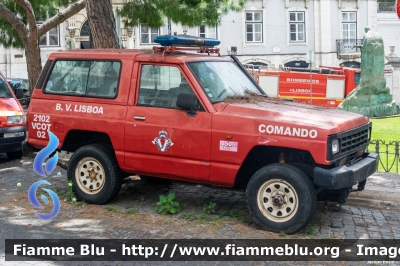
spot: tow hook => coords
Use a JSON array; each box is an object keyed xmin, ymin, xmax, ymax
[
  {"xmin": 357, "ymin": 180, "xmax": 367, "ymax": 191},
  {"xmin": 338, "ymin": 188, "xmax": 351, "ymax": 204}
]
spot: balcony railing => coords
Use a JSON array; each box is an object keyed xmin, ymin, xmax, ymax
[
  {"xmin": 377, "ymin": 2, "xmax": 396, "ymax": 13},
  {"xmin": 336, "ymin": 39, "xmax": 363, "ymax": 59}
]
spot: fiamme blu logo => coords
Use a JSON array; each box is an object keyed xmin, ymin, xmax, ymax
[{"xmin": 28, "ymin": 130, "xmax": 61, "ymax": 220}]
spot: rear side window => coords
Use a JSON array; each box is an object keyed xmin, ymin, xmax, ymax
[{"xmin": 44, "ymin": 60, "xmax": 121, "ymax": 98}]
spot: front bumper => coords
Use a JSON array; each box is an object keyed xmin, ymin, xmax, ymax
[
  {"xmin": 0, "ymin": 126, "xmax": 26, "ymax": 153},
  {"xmin": 313, "ymin": 153, "xmax": 378, "ymax": 189}
]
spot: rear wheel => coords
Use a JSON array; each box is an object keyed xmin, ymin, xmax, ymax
[
  {"xmin": 67, "ymin": 144, "xmax": 122, "ymax": 204},
  {"xmin": 7, "ymin": 150, "xmax": 22, "ymax": 160},
  {"xmin": 246, "ymin": 163, "xmax": 316, "ymax": 234}
]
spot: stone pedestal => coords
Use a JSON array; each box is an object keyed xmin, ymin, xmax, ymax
[{"xmin": 338, "ymin": 28, "xmax": 400, "ymax": 117}]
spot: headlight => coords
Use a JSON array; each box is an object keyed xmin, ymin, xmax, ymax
[
  {"xmin": 7, "ymin": 115, "xmax": 26, "ymax": 124},
  {"xmin": 332, "ymin": 139, "xmax": 340, "ymax": 154}
]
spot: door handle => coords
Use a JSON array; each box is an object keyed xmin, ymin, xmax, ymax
[{"xmin": 134, "ymin": 116, "xmax": 146, "ymax": 121}]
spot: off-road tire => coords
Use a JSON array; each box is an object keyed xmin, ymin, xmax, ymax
[
  {"xmin": 246, "ymin": 163, "xmax": 316, "ymax": 234},
  {"xmin": 7, "ymin": 150, "xmax": 22, "ymax": 160},
  {"xmin": 67, "ymin": 144, "xmax": 123, "ymax": 204}
]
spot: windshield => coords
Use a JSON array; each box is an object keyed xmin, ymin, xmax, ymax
[
  {"xmin": 187, "ymin": 61, "xmax": 263, "ymax": 103},
  {"xmin": 0, "ymin": 76, "xmax": 13, "ymax": 98}
]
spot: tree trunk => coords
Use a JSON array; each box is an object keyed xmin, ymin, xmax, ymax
[
  {"xmin": 85, "ymin": 0, "xmax": 119, "ymax": 49},
  {"xmin": 24, "ymin": 41, "xmax": 42, "ymax": 96}
]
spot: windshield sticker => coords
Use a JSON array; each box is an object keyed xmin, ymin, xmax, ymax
[
  {"xmin": 259, "ymin": 124, "xmax": 318, "ymax": 139},
  {"xmin": 55, "ymin": 103, "xmax": 103, "ymax": 114},
  {"xmin": 152, "ymin": 129, "xmax": 174, "ymax": 152},
  {"xmin": 220, "ymin": 140, "xmax": 238, "ymax": 152}
]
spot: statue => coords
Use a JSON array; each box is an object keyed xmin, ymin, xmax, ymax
[{"xmin": 338, "ymin": 27, "xmax": 400, "ymax": 117}]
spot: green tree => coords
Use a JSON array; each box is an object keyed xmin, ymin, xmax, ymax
[
  {"xmin": 119, "ymin": 0, "xmax": 247, "ymax": 28},
  {"xmin": 87, "ymin": 0, "xmax": 248, "ymax": 50},
  {"xmin": 0, "ymin": 0, "xmax": 85, "ymax": 94},
  {"xmin": 85, "ymin": 0, "xmax": 119, "ymax": 49}
]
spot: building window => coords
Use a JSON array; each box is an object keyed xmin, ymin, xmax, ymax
[
  {"xmin": 289, "ymin": 12, "xmax": 305, "ymax": 42},
  {"xmin": 39, "ymin": 26, "xmax": 59, "ymax": 46},
  {"xmin": 80, "ymin": 20, "xmax": 90, "ymax": 37},
  {"xmin": 37, "ymin": 10, "xmax": 59, "ymax": 47},
  {"xmin": 140, "ymin": 25, "xmax": 159, "ymax": 44},
  {"xmin": 245, "ymin": 11, "xmax": 262, "ymax": 42},
  {"xmin": 199, "ymin": 25, "xmax": 217, "ymax": 39},
  {"xmin": 342, "ymin": 12, "xmax": 356, "ymax": 40}
]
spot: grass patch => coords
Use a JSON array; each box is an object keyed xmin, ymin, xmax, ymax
[
  {"xmin": 180, "ymin": 212, "xmax": 198, "ymax": 221},
  {"xmin": 370, "ymin": 117, "xmax": 400, "ymax": 141},
  {"xmin": 218, "ymin": 210, "xmax": 247, "ymax": 223},
  {"xmin": 125, "ymin": 208, "xmax": 137, "ymax": 215},
  {"xmin": 106, "ymin": 205, "xmax": 119, "ymax": 213},
  {"xmin": 368, "ymin": 117, "xmax": 400, "ymax": 173}
]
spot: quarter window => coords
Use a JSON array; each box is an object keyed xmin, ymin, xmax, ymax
[
  {"xmin": 44, "ymin": 60, "xmax": 121, "ymax": 98},
  {"xmin": 140, "ymin": 25, "xmax": 159, "ymax": 44},
  {"xmin": 245, "ymin": 11, "xmax": 263, "ymax": 42},
  {"xmin": 289, "ymin": 12, "xmax": 305, "ymax": 42}
]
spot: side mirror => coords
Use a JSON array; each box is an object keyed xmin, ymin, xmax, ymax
[
  {"xmin": 176, "ymin": 93, "xmax": 196, "ymax": 116},
  {"xmin": 14, "ymin": 88, "xmax": 24, "ymax": 99}
]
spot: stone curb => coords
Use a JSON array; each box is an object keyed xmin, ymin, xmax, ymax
[{"xmin": 349, "ymin": 187, "xmax": 400, "ymax": 202}]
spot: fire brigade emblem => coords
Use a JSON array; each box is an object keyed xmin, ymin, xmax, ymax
[{"xmin": 152, "ymin": 129, "xmax": 174, "ymax": 152}]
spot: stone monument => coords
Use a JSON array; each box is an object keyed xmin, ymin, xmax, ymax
[{"xmin": 338, "ymin": 27, "xmax": 400, "ymax": 117}]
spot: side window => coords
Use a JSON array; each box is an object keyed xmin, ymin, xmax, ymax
[
  {"xmin": 138, "ymin": 65, "xmax": 201, "ymax": 110},
  {"xmin": 44, "ymin": 60, "xmax": 121, "ymax": 98}
]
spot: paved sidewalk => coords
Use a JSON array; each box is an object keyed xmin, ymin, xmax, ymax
[
  {"xmin": 348, "ymin": 172, "xmax": 400, "ymax": 208},
  {"xmin": 1, "ymin": 154, "xmax": 400, "ymax": 266}
]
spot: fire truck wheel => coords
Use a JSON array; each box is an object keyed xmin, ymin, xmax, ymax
[
  {"xmin": 246, "ymin": 163, "xmax": 316, "ymax": 234},
  {"xmin": 67, "ymin": 144, "xmax": 123, "ymax": 204},
  {"xmin": 7, "ymin": 150, "xmax": 22, "ymax": 160}
]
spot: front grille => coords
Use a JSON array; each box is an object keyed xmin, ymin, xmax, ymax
[
  {"xmin": 0, "ymin": 133, "xmax": 3, "ymax": 138},
  {"xmin": 327, "ymin": 123, "xmax": 370, "ymax": 162},
  {"xmin": 339, "ymin": 125, "xmax": 369, "ymax": 153}
]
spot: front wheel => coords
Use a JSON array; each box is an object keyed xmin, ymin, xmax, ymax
[
  {"xmin": 67, "ymin": 144, "xmax": 123, "ymax": 204},
  {"xmin": 246, "ymin": 164, "xmax": 316, "ymax": 234}
]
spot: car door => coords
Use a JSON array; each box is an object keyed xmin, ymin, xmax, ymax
[{"xmin": 124, "ymin": 63, "xmax": 211, "ymax": 182}]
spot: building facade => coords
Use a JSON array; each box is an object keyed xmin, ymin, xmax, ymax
[{"xmin": 0, "ymin": 0, "xmax": 397, "ymax": 80}]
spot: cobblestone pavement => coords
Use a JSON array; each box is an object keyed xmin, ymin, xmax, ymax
[{"xmin": 1, "ymin": 154, "xmax": 400, "ymax": 265}]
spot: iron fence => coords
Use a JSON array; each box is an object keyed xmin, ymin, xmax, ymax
[{"xmin": 368, "ymin": 140, "xmax": 400, "ymax": 173}]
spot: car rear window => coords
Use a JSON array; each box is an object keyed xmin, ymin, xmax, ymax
[{"xmin": 43, "ymin": 60, "xmax": 121, "ymax": 98}]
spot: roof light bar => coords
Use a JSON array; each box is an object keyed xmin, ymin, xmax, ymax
[{"xmin": 152, "ymin": 35, "xmax": 221, "ymax": 60}]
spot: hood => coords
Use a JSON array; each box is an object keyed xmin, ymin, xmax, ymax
[
  {"xmin": 215, "ymin": 99, "xmax": 369, "ymax": 134},
  {"xmin": 0, "ymin": 97, "xmax": 24, "ymax": 116}
]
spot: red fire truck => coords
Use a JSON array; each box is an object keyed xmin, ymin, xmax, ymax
[{"xmin": 247, "ymin": 65, "xmax": 361, "ymax": 108}]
